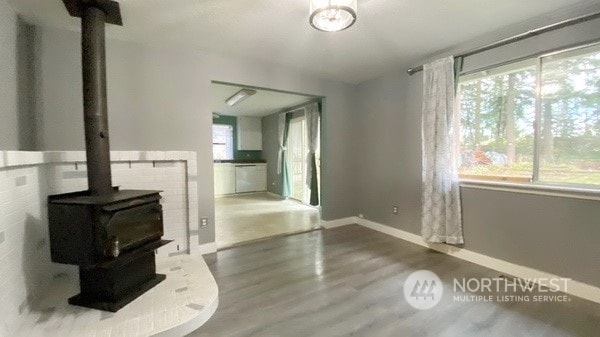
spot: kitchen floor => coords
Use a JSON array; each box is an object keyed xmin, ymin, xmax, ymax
[{"xmin": 215, "ymin": 192, "xmax": 320, "ymax": 249}]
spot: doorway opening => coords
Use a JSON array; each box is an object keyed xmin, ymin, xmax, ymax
[
  {"xmin": 288, "ymin": 114, "xmax": 321, "ymax": 204},
  {"xmin": 289, "ymin": 116, "xmax": 308, "ymax": 202},
  {"xmin": 211, "ymin": 81, "xmax": 323, "ymax": 249}
]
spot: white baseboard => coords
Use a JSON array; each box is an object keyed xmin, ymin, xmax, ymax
[
  {"xmin": 195, "ymin": 242, "xmax": 217, "ymax": 256},
  {"xmin": 320, "ymin": 217, "xmax": 357, "ymax": 229},
  {"xmin": 326, "ymin": 216, "xmax": 600, "ymax": 304}
]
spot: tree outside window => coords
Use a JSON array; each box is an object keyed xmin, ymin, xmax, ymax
[{"xmin": 457, "ymin": 43, "xmax": 600, "ymax": 187}]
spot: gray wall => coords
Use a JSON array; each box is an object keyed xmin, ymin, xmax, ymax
[
  {"xmin": 31, "ymin": 26, "xmax": 358, "ymax": 246},
  {"xmin": 353, "ymin": 10, "xmax": 600, "ymax": 287},
  {"xmin": 0, "ymin": 1, "xmax": 36, "ymax": 150},
  {"xmin": 0, "ymin": 0, "xmax": 18, "ymax": 149}
]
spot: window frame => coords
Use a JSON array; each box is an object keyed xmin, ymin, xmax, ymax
[
  {"xmin": 212, "ymin": 124, "xmax": 234, "ymax": 160},
  {"xmin": 456, "ymin": 40, "xmax": 600, "ymax": 194}
]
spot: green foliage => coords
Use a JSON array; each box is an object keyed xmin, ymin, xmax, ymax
[{"xmin": 553, "ymin": 136, "xmax": 600, "ymax": 161}]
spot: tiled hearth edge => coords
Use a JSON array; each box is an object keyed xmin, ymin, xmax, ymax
[
  {"xmin": 321, "ymin": 217, "xmax": 600, "ymax": 305},
  {"xmin": 0, "ymin": 150, "xmax": 196, "ymax": 168},
  {"xmin": 13, "ymin": 255, "xmax": 219, "ymax": 337},
  {"xmin": 0, "ymin": 150, "xmax": 216, "ymax": 256}
]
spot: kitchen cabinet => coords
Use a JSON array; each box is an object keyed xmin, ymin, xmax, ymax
[
  {"xmin": 214, "ymin": 163, "xmax": 236, "ymax": 195},
  {"xmin": 214, "ymin": 163, "xmax": 267, "ymax": 195},
  {"xmin": 237, "ymin": 117, "xmax": 262, "ymax": 150},
  {"xmin": 235, "ymin": 164, "xmax": 267, "ymax": 193}
]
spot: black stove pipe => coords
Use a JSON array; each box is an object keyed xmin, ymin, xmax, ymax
[
  {"xmin": 63, "ymin": 0, "xmax": 123, "ymax": 196},
  {"xmin": 81, "ymin": 5, "xmax": 112, "ymax": 196}
]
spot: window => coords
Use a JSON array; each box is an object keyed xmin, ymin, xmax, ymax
[
  {"xmin": 538, "ymin": 45, "xmax": 600, "ymax": 186},
  {"xmin": 212, "ymin": 124, "xmax": 234, "ymax": 160},
  {"xmin": 457, "ymin": 43, "xmax": 600, "ymax": 188}
]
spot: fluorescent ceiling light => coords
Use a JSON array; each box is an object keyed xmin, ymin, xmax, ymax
[{"xmin": 225, "ymin": 89, "xmax": 257, "ymax": 106}]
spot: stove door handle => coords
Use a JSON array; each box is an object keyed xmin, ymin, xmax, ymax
[{"xmin": 128, "ymin": 199, "xmax": 146, "ymax": 206}]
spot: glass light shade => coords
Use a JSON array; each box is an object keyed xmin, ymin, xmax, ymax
[{"xmin": 310, "ymin": 0, "xmax": 357, "ymax": 32}]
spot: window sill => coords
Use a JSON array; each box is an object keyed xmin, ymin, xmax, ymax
[{"xmin": 459, "ymin": 179, "xmax": 600, "ymax": 201}]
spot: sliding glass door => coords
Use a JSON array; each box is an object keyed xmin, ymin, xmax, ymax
[{"xmin": 288, "ymin": 116, "xmax": 310, "ymax": 203}]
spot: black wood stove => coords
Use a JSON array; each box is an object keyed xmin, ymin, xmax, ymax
[{"xmin": 48, "ymin": 0, "xmax": 170, "ymax": 312}]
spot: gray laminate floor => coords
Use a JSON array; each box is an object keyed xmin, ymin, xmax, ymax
[{"xmin": 189, "ymin": 225, "xmax": 600, "ymax": 337}]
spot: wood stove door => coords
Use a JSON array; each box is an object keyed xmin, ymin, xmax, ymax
[{"xmin": 104, "ymin": 203, "xmax": 163, "ymax": 254}]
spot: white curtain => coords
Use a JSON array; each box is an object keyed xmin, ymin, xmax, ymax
[
  {"xmin": 277, "ymin": 113, "xmax": 287, "ymax": 174},
  {"xmin": 421, "ymin": 56, "xmax": 464, "ymax": 244}
]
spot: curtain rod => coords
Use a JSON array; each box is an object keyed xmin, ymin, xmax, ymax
[
  {"xmin": 406, "ymin": 11, "xmax": 600, "ymax": 76},
  {"xmin": 279, "ymin": 98, "xmax": 320, "ymax": 115}
]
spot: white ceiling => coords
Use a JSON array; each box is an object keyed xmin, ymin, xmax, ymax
[
  {"xmin": 10, "ymin": 0, "xmax": 600, "ymax": 83},
  {"xmin": 211, "ymin": 83, "xmax": 316, "ymax": 117}
]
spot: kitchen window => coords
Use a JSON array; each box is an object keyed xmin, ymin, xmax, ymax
[
  {"xmin": 456, "ymin": 42, "xmax": 600, "ymax": 188},
  {"xmin": 212, "ymin": 124, "xmax": 234, "ymax": 160}
]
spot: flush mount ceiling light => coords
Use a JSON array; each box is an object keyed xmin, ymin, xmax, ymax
[
  {"xmin": 310, "ymin": 0, "xmax": 357, "ymax": 32},
  {"xmin": 225, "ymin": 89, "xmax": 257, "ymax": 106}
]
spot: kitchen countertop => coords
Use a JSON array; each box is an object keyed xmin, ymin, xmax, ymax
[{"xmin": 214, "ymin": 159, "xmax": 266, "ymax": 164}]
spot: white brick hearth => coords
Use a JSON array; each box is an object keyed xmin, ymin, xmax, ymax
[
  {"xmin": 14, "ymin": 255, "xmax": 218, "ymax": 337},
  {"xmin": 0, "ymin": 151, "xmax": 217, "ymax": 337}
]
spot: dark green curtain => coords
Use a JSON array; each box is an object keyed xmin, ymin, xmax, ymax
[
  {"xmin": 281, "ymin": 113, "xmax": 292, "ymax": 198},
  {"xmin": 309, "ymin": 153, "xmax": 319, "ymax": 205},
  {"xmin": 306, "ymin": 103, "xmax": 320, "ymax": 206}
]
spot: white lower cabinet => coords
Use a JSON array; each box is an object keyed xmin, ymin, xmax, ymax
[
  {"xmin": 214, "ymin": 163, "xmax": 267, "ymax": 195},
  {"xmin": 214, "ymin": 164, "xmax": 236, "ymax": 195},
  {"xmin": 235, "ymin": 164, "xmax": 267, "ymax": 193}
]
